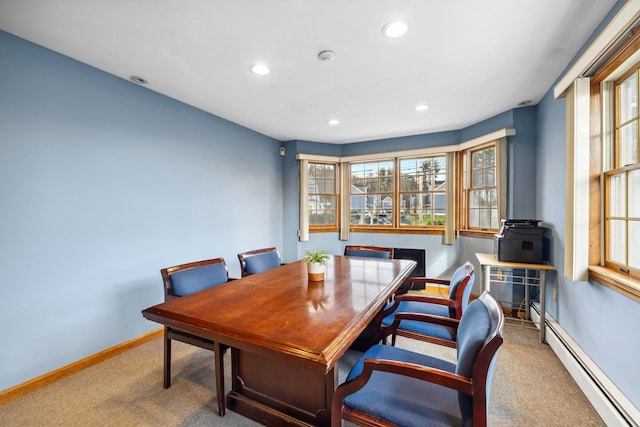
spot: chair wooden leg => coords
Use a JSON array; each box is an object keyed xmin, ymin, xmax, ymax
[
  {"xmin": 163, "ymin": 329, "xmax": 171, "ymax": 388},
  {"xmin": 214, "ymin": 343, "xmax": 225, "ymax": 416}
]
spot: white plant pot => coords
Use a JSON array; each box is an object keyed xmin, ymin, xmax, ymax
[{"xmin": 307, "ymin": 262, "xmax": 325, "ymax": 281}]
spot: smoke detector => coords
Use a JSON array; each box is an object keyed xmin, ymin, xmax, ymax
[{"xmin": 318, "ymin": 50, "xmax": 336, "ymax": 61}]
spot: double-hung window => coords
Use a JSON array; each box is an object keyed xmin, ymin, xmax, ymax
[
  {"xmin": 461, "ymin": 144, "xmax": 499, "ymax": 231},
  {"xmin": 307, "ymin": 162, "xmax": 338, "ymax": 230},
  {"xmin": 459, "ymin": 137, "xmax": 507, "ymax": 236},
  {"xmin": 605, "ymin": 67, "xmax": 640, "ymax": 279},
  {"xmin": 350, "ymin": 160, "xmax": 394, "ymax": 227},
  {"xmin": 559, "ymin": 3, "xmax": 640, "ymax": 300},
  {"xmin": 399, "ymin": 156, "xmax": 447, "ymax": 228},
  {"xmin": 297, "ymin": 129, "xmax": 509, "ymax": 240}
]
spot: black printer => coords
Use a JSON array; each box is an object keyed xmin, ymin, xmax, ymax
[{"xmin": 494, "ymin": 219, "xmax": 551, "ymax": 264}]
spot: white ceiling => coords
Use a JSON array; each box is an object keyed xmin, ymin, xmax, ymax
[{"xmin": 0, "ymin": 0, "xmax": 616, "ymax": 144}]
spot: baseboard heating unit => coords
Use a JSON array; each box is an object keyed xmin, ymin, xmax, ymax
[{"xmin": 530, "ymin": 303, "xmax": 639, "ymax": 427}]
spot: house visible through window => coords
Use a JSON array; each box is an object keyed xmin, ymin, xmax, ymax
[
  {"xmin": 350, "ymin": 160, "xmax": 394, "ymax": 226},
  {"xmin": 297, "ymin": 130, "xmax": 509, "ymax": 238},
  {"xmin": 398, "ymin": 156, "xmax": 447, "ymax": 228}
]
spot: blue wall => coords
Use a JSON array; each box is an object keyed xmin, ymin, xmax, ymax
[
  {"xmin": 284, "ymin": 108, "xmax": 538, "ymax": 280},
  {"xmin": 537, "ymin": 89, "xmax": 640, "ymax": 408},
  {"xmin": 0, "ymin": 31, "xmax": 283, "ymax": 390},
  {"xmin": 3, "ymin": 4, "xmax": 639, "ymax": 412}
]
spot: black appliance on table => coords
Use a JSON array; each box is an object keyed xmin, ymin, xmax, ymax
[{"xmin": 494, "ymin": 219, "xmax": 551, "ymax": 264}]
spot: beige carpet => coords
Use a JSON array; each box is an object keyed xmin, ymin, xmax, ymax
[{"xmin": 0, "ymin": 323, "xmax": 604, "ymax": 426}]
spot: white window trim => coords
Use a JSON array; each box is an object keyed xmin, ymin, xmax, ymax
[{"xmin": 564, "ymin": 78, "xmax": 591, "ymax": 281}]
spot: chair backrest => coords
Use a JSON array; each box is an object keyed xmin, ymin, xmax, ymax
[
  {"xmin": 454, "ymin": 291, "xmax": 505, "ymax": 426},
  {"xmin": 237, "ymin": 247, "xmax": 282, "ymax": 277},
  {"xmin": 344, "ymin": 245, "xmax": 393, "ymax": 259},
  {"xmin": 447, "ymin": 262, "xmax": 475, "ymax": 318},
  {"xmin": 161, "ymin": 258, "xmax": 230, "ymax": 300}
]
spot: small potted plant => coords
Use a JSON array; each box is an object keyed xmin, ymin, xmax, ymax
[{"xmin": 303, "ymin": 250, "xmax": 330, "ymax": 281}]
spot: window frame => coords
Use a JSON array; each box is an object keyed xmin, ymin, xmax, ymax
[
  {"xmin": 306, "ymin": 161, "xmax": 339, "ymax": 232},
  {"xmin": 397, "ymin": 155, "xmax": 448, "ymax": 230},
  {"xmin": 349, "ymin": 159, "xmax": 396, "ymax": 230},
  {"xmin": 581, "ymin": 19, "xmax": 640, "ymax": 301},
  {"xmin": 458, "ymin": 138, "xmax": 507, "ymax": 238},
  {"xmin": 297, "ymin": 128, "xmax": 512, "ymax": 239}
]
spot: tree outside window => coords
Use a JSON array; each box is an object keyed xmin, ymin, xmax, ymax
[
  {"xmin": 399, "ymin": 156, "xmax": 446, "ymax": 227},
  {"xmin": 350, "ymin": 161, "xmax": 394, "ymax": 226}
]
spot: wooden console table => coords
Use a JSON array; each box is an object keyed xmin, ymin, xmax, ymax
[{"xmin": 475, "ymin": 253, "xmax": 554, "ymax": 343}]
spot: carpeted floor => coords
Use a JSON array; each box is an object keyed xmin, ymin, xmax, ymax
[{"xmin": 0, "ymin": 322, "xmax": 604, "ymax": 426}]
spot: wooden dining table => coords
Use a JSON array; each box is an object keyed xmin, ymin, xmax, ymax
[{"xmin": 142, "ymin": 255, "xmax": 416, "ymax": 426}]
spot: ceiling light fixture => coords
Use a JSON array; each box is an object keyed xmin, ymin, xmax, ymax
[
  {"xmin": 382, "ymin": 20, "xmax": 409, "ymax": 38},
  {"xmin": 517, "ymin": 100, "xmax": 533, "ymax": 107},
  {"xmin": 414, "ymin": 104, "xmax": 430, "ymax": 111},
  {"xmin": 250, "ymin": 64, "xmax": 271, "ymax": 76},
  {"xmin": 129, "ymin": 75, "xmax": 148, "ymax": 85},
  {"xmin": 328, "ymin": 119, "xmax": 340, "ymax": 126}
]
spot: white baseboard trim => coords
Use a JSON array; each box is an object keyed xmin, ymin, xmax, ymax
[{"xmin": 530, "ymin": 303, "xmax": 639, "ymax": 427}]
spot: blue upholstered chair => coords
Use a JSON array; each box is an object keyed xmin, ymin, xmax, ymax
[
  {"xmin": 378, "ymin": 262, "xmax": 475, "ymax": 348},
  {"xmin": 344, "ymin": 245, "xmax": 393, "ymax": 259},
  {"xmin": 237, "ymin": 247, "xmax": 283, "ymax": 277},
  {"xmin": 331, "ymin": 291, "xmax": 504, "ymax": 427},
  {"xmin": 161, "ymin": 257, "xmax": 232, "ymax": 416}
]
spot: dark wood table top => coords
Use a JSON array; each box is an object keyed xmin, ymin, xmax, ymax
[{"xmin": 143, "ymin": 255, "xmax": 416, "ymax": 374}]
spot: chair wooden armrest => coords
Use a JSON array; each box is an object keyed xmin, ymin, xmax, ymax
[
  {"xmin": 394, "ymin": 312, "xmax": 460, "ymax": 329},
  {"xmin": 409, "ymin": 277, "xmax": 451, "ymax": 286},
  {"xmin": 376, "ymin": 312, "xmax": 459, "ymax": 343},
  {"xmin": 394, "ymin": 293, "xmax": 456, "ymax": 307},
  {"xmin": 331, "ymin": 358, "xmax": 472, "ymax": 427}
]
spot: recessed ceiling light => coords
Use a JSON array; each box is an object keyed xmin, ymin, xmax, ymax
[
  {"xmin": 382, "ymin": 20, "xmax": 409, "ymax": 38},
  {"xmin": 250, "ymin": 64, "xmax": 271, "ymax": 76},
  {"xmin": 414, "ymin": 104, "xmax": 430, "ymax": 111},
  {"xmin": 130, "ymin": 75, "xmax": 148, "ymax": 85},
  {"xmin": 328, "ymin": 119, "xmax": 340, "ymax": 126}
]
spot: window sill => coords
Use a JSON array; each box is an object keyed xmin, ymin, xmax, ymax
[
  {"xmin": 349, "ymin": 227, "xmax": 443, "ymax": 235},
  {"xmin": 588, "ymin": 265, "xmax": 640, "ymax": 302},
  {"xmin": 310, "ymin": 227, "xmax": 339, "ymax": 233},
  {"xmin": 458, "ymin": 230, "xmax": 497, "ymax": 239}
]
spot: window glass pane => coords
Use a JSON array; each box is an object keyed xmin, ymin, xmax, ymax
[
  {"xmin": 484, "ymin": 168, "xmax": 495, "ymax": 187},
  {"xmin": 479, "ymin": 209, "xmax": 491, "ymax": 228},
  {"xmin": 620, "ymin": 121, "xmax": 638, "ymax": 166},
  {"xmin": 469, "ymin": 209, "xmax": 479, "ymax": 228},
  {"xmin": 488, "ymin": 188, "xmax": 497, "ymax": 208},
  {"xmin": 629, "ymin": 221, "xmax": 640, "ymax": 269},
  {"xmin": 608, "ymin": 220, "xmax": 626, "ymax": 264},
  {"xmin": 472, "ymin": 170, "xmax": 482, "ymax": 187},
  {"xmin": 491, "ymin": 209, "xmax": 499, "ymax": 229},
  {"xmin": 479, "ymin": 189, "xmax": 491, "ymax": 208},
  {"xmin": 609, "ymin": 173, "xmax": 626, "ymax": 217},
  {"xmin": 350, "ymin": 161, "xmax": 394, "ymax": 226},
  {"xmin": 620, "ymin": 73, "xmax": 637, "ymax": 123},
  {"xmin": 398, "ymin": 156, "xmax": 445, "ymax": 228},
  {"xmin": 629, "ymin": 169, "xmax": 640, "ymax": 218},
  {"xmin": 470, "ymin": 190, "xmax": 480, "ymax": 208}
]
